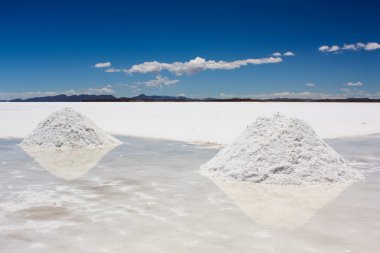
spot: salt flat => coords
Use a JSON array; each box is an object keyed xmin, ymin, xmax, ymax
[
  {"xmin": 0, "ymin": 135, "xmax": 379, "ymax": 253},
  {"xmin": 0, "ymin": 102, "xmax": 379, "ymax": 145}
]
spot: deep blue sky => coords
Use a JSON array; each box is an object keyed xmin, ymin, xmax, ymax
[{"xmin": 0, "ymin": 0, "xmax": 379, "ymax": 99}]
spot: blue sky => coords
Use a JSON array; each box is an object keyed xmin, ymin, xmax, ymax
[{"xmin": 0, "ymin": 0, "xmax": 379, "ymax": 99}]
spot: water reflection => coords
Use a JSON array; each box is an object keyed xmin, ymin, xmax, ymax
[
  {"xmin": 22, "ymin": 145, "xmax": 118, "ymax": 180},
  {"xmin": 1, "ymin": 135, "xmax": 378, "ymax": 253},
  {"xmin": 211, "ymin": 178, "xmax": 351, "ymax": 230}
]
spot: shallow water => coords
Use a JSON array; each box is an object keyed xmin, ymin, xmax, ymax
[{"xmin": 0, "ymin": 135, "xmax": 379, "ymax": 253}]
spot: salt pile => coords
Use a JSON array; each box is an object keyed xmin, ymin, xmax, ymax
[
  {"xmin": 200, "ymin": 114, "xmax": 363, "ymax": 185},
  {"xmin": 21, "ymin": 108, "xmax": 121, "ymax": 150}
]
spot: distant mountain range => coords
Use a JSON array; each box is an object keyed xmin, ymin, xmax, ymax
[
  {"xmin": 8, "ymin": 94, "xmax": 117, "ymax": 102},
  {"xmin": 2, "ymin": 93, "xmax": 380, "ymax": 102},
  {"xmin": 122, "ymin": 94, "xmax": 193, "ymax": 101},
  {"xmin": 6, "ymin": 94, "xmax": 190, "ymax": 102}
]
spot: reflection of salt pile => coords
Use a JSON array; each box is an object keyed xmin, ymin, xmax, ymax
[
  {"xmin": 21, "ymin": 107, "xmax": 121, "ymax": 150},
  {"xmin": 23, "ymin": 146, "xmax": 116, "ymax": 180},
  {"xmin": 212, "ymin": 179, "xmax": 350, "ymax": 230},
  {"xmin": 21, "ymin": 108, "xmax": 121, "ymax": 180},
  {"xmin": 200, "ymin": 114, "xmax": 363, "ymax": 185}
]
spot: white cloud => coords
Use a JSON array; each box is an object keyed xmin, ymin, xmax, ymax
[
  {"xmin": 220, "ymin": 91, "xmax": 327, "ymax": 99},
  {"xmin": 305, "ymin": 83, "xmax": 316, "ymax": 87},
  {"xmin": 139, "ymin": 75, "xmax": 180, "ymax": 87},
  {"xmin": 319, "ymin": 45, "xmax": 340, "ymax": 52},
  {"xmin": 329, "ymin": 45, "xmax": 340, "ymax": 52},
  {"xmin": 319, "ymin": 45, "xmax": 329, "ymax": 52},
  {"xmin": 220, "ymin": 90, "xmax": 380, "ymax": 99},
  {"xmin": 272, "ymin": 51, "xmax": 295, "ymax": 57},
  {"xmin": 125, "ymin": 56, "xmax": 283, "ymax": 76},
  {"xmin": 0, "ymin": 85, "xmax": 115, "ymax": 100},
  {"xmin": 0, "ymin": 91, "xmax": 60, "ymax": 100},
  {"xmin": 105, "ymin": 68, "xmax": 121, "ymax": 73},
  {"xmin": 94, "ymin": 62, "xmax": 111, "ymax": 68},
  {"xmin": 345, "ymin": 81, "xmax": 363, "ymax": 86},
  {"xmin": 130, "ymin": 85, "xmax": 142, "ymax": 93},
  {"xmin": 283, "ymin": 51, "xmax": 295, "ymax": 56},
  {"xmin": 342, "ymin": 44, "xmax": 357, "ymax": 50},
  {"xmin": 319, "ymin": 42, "xmax": 380, "ymax": 53},
  {"xmin": 84, "ymin": 84, "xmax": 115, "ymax": 94},
  {"xmin": 364, "ymin": 42, "xmax": 380, "ymax": 50}
]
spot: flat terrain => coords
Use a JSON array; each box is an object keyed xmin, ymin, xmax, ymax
[
  {"xmin": 0, "ymin": 135, "xmax": 379, "ymax": 253},
  {"xmin": 0, "ymin": 102, "xmax": 379, "ymax": 145},
  {"xmin": 1, "ymin": 103, "xmax": 379, "ymax": 252}
]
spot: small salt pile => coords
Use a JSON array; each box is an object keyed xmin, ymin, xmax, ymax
[
  {"xmin": 21, "ymin": 108, "xmax": 121, "ymax": 150},
  {"xmin": 200, "ymin": 114, "xmax": 363, "ymax": 185}
]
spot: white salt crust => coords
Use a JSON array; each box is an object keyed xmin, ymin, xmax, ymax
[
  {"xmin": 200, "ymin": 114, "xmax": 364, "ymax": 185},
  {"xmin": 21, "ymin": 108, "xmax": 121, "ymax": 150}
]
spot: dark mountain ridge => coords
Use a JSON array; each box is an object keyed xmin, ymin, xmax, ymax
[
  {"xmin": 8, "ymin": 94, "xmax": 117, "ymax": 102},
  {"xmin": 2, "ymin": 93, "xmax": 380, "ymax": 102}
]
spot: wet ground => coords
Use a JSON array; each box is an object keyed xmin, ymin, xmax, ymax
[{"xmin": 0, "ymin": 135, "xmax": 379, "ymax": 253}]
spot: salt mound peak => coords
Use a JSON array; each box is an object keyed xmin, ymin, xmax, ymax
[
  {"xmin": 21, "ymin": 107, "xmax": 121, "ymax": 150},
  {"xmin": 200, "ymin": 114, "xmax": 363, "ymax": 185}
]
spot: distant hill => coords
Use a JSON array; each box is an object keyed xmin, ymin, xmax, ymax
[
  {"xmin": 130, "ymin": 94, "xmax": 193, "ymax": 101},
  {"xmin": 8, "ymin": 94, "xmax": 117, "ymax": 102},
  {"xmin": 5, "ymin": 93, "xmax": 189, "ymax": 102},
  {"xmin": 86, "ymin": 94, "xmax": 380, "ymax": 102},
  {"xmin": 84, "ymin": 94, "xmax": 195, "ymax": 102},
  {"xmin": 2, "ymin": 93, "xmax": 380, "ymax": 102}
]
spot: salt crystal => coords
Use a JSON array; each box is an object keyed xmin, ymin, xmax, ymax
[
  {"xmin": 21, "ymin": 108, "xmax": 121, "ymax": 150},
  {"xmin": 200, "ymin": 114, "xmax": 363, "ymax": 185}
]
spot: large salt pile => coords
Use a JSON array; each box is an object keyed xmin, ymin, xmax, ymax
[
  {"xmin": 200, "ymin": 114, "xmax": 363, "ymax": 185},
  {"xmin": 21, "ymin": 108, "xmax": 121, "ymax": 150}
]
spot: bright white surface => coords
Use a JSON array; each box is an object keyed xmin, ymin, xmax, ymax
[
  {"xmin": 200, "ymin": 114, "xmax": 363, "ymax": 184},
  {"xmin": 1, "ymin": 136, "xmax": 379, "ymax": 253},
  {"xmin": 1, "ymin": 102, "xmax": 379, "ymax": 145},
  {"xmin": 21, "ymin": 108, "xmax": 121, "ymax": 149}
]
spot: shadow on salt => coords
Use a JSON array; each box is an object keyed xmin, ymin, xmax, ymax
[
  {"xmin": 22, "ymin": 145, "xmax": 117, "ymax": 180},
  {"xmin": 210, "ymin": 178, "xmax": 351, "ymax": 230}
]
